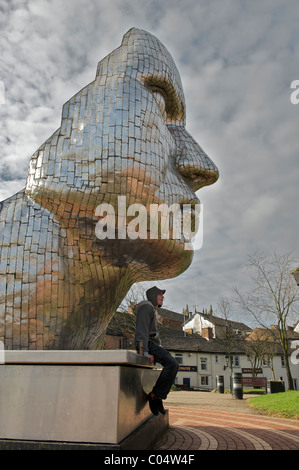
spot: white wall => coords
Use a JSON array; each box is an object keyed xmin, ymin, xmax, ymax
[
  {"xmin": 183, "ymin": 314, "xmax": 215, "ymax": 336},
  {"xmin": 171, "ymin": 350, "xmax": 299, "ymax": 391}
]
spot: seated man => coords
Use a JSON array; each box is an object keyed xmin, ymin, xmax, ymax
[{"xmin": 135, "ymin": 286, "xmax": 179, "ymax": 415}]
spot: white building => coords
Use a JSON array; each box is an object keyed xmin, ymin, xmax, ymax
[
  {"xmin": 164, "ymin": 340, "xmax": 299, "ymax": 391},
  {"xmin": 106, "ymin": 309, "xmax": 299, "ymax": 391},
  {"xmin": 182, "ymin": 311, "xmax": 252, "ymax": 339},
  {"xmin": 161, "ymin": 312, "xmax": 299, "ymax": 391}
]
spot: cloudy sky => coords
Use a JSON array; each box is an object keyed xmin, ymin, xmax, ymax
[{"xmin": 1, "ymin": 0, "xmax": 299, "ymax": 324}]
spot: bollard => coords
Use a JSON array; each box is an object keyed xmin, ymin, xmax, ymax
[
  {"xmin": 216, "ymin": 375, "xmax": 224, "ymax": 393},
  {"xmin": 231, "ymin": 372, "xmax": 243, "ymax": 399}
]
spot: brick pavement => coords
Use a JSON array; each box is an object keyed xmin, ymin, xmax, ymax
[{"xmin": 154, "ymin": 391, "xmax": 299, "ymax": 450}]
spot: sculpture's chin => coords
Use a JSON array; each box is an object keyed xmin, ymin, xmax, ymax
[
  {"xmin": 93, "ymin": 237, "xmax": 194, "ymax": 281},
  {"xmin": 25, "ymin": 185, "xmax": 194, "ymax": 282}
]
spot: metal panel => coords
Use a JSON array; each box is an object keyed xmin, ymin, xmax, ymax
[
  {"xmin": 3, "ymin": 349, "xmax": 153, "ymax": 367},
  {"xmin": 0, "ymin": 357, "xmax": 160, "ymax": 444}
]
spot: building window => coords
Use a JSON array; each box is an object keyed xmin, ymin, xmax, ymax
[
  {"xmin": 175, "ymin": 353, "xmax": 183, "ymax": 365},
  {"xmin": 201, "ymin": 376, "xmax": 209, "ymax": 386},
  {"xmin": 281, "ymin": 356, "xmax": 285, "ymax": 367},
  {"xmin": 233, "ymin": 356, "xmax": 240, "ymax": 367},
  {"xmin": 215, "ymin": 355, "xmax": 219, "ymax": 363},
  {"xmin": 200, "ymin": 358, "xmax": 207, "ymax": 370}
]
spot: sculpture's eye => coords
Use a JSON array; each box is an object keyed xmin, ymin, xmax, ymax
[
  {"xmin": 142, "ymin": 78, "xmax": 185, "ymax": 123},
  {"xmin": 152, "ymin": 91, "xmax": 167, "ymax": 120}
]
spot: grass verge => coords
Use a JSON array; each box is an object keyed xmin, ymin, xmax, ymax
[
  {"xmin": 243, "ymin": 388, "xmax": 265, "ymax": 395},
  {"xmin": 248, "ymin": 391, "xmax": 299, "ymax": 419}
]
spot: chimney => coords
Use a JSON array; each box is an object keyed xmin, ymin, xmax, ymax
[{"xmin": 202, "ymin": 327, "xmax": 213, "ymax": 340}]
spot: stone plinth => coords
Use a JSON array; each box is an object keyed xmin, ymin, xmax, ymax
[{"xmin": 0, "ymin": 350, "xmax": 165, "ymax": 448}]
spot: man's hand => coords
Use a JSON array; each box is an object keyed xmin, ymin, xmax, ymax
[{"xmin": 148, "ymin": 354, "xmax": 156, "ymax": 365}]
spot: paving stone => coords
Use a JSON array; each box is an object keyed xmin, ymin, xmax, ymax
[{"xmin": 154, "ymin": 392, "xmax": 299, "ymax": 450}]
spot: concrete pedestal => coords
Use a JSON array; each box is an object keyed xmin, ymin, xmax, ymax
[{"xmin": 0, "ymin": 350, "xmax": 168, "ymax": 449}]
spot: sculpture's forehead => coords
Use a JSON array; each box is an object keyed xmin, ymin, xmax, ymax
[
  {"xmin": 96, "ymin": 28, "xmax": 186, "ymax": 122},
  {"xmin": 122, "ymin": 27, "xmax": 181, "ymax": 77}
]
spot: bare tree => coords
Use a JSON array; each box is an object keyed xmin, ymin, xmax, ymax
[
  {"xmin": 118, "ymin": 282, "xmax": 152, "ymax": 313},
  {"xmin": 216, "ymin": 297, "xmax": 239, "ymax": 374},
  {"xmin": 235, "ymin": 252, "xmax": 299, "ymax": 390},
  {"xmin": 245, "ymin": 329, "xmax": 277, "ymax": 379},
  {"xmin": 263, "ymin": 341, "xmax": 277, "ymax": 381},
  {"xmin": 182, "ymin": 304, "xmax": 191, "ymax": 336},
  {"xmin": 245, "ymin": 338, "xmax": 264, "ymax": 377}
]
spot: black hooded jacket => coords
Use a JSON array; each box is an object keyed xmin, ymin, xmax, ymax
[{"xmin": 134, "ymin": 288, "xmax": 162, "ymax": 355}]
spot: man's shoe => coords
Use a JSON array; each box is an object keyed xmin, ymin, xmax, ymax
[
  {"xmin": 148, "ymin": 393, "xmax": 166, "ymax": 415},
  {"xmin": 155, "ymin": 398, "xmax": 166, "ymax": 415},
  {"xmin": 148, "ymin": 392, "xmax": 159, "ymax": 415}
]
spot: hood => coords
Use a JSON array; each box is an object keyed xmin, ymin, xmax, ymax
[{"xmin": 146, "ymin": 286, "xmax": 166, "ymax": 307}]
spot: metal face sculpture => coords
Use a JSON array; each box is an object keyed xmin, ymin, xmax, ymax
[{"xmin": 0, "ymin": 28, "xmax": 218, "ymax": 350}]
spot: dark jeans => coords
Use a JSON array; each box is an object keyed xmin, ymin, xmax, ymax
[{"xmin": 148, "ymin": 341, "xmax": 179, "ymax": 400}]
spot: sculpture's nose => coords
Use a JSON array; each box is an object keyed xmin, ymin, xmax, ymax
[{"xmin": 169, "ymin": 125, "xmax": 219, "ymax": 191}]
